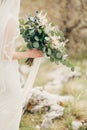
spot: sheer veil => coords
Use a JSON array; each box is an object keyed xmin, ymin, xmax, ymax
[
  {"xmin": 22, "ymin": 58, "xmax": 42, "ymax": 109},
  {"xmin": 0, "ymin": 0, "xmax": 42, "ymax": 108},
  {"xmin": 0, "ymin": 0, "xmax": 20, "ymax": 61}
]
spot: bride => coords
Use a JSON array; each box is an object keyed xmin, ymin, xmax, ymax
[{"xmin": 0, "ymin": 0, "xmax": 43, "ymax": 130}]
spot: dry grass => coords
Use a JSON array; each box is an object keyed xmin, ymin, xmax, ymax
[{"xmin": 20, "ymin": 112, "xmax": 42, "ymax": 130}]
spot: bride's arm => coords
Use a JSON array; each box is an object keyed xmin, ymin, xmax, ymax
[
  {"xmin": 12, "ymin": 49, "xmax": 43, "ymax": 60},
  {"xmin": 3, "ymin": 15, "xmax": 43, "ymax": 60}
]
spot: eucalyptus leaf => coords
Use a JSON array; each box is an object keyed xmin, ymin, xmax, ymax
[
  {"xmin": 30, "ymin": 17, "xmax": 35, "ymax": 22},
  {"xmin": 38, "ymin": 29, "xmax": 42, "ymax": 34},
  {"xmin": 20, "ymin": 28, "xmax": 24, "ymax": 34},
  {"xmin": 27, "ymin": 43, "xmax": 32, "ymax": 49},
  {"xmin": 45, "ymin": 37, "xmax": 50, "ymax": 41},
  {"xmin": 33, "ymin": 42, "xmax": 39, "ymax": 48},
  {"xmin": 34, "ymin": 36, "xmax": 39, "ymax": 41},
  {"xmin": 43, "ymin": 47, "xmax": 46, "ymax": 53},
  {"xmin": 56, "ymin": 52, "xmax": 62, "ymax": 58},
  {"xmin": 25, "ymin": 30, "xmax": 30, "ymax": 36},
  {"xmin": 50, "ymin": 57, "xmax": 54, "ymax": 62},
  {"xmin": 55, "ymin": 59, "xmax": 59, "ymax": 65},
  {"xmin": 48, "ymin": 48, "xmax": 52, "ymax": 55},
  {"xmin": 29, "ymin": 30, "xmax": 35, "ymax": 35},
  {"xmin": 24, "ymin": 38, "xmax": 27, "ymax": 42}
]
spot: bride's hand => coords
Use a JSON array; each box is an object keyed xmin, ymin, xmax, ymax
[
  {"xmin": 12, "ymin": 49, "xmax": 43, "ymax": 60},
  {"xmin": 27, "ymin": 49, "xmax": 43, "ymax": 58}
]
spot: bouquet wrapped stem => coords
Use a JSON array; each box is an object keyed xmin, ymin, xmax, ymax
[{"xmin": 25, "ymin": 58, "xmax": 34, "ymax": 66}]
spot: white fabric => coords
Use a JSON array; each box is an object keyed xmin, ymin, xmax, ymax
[
  {"xmin": 0, "ymin": 0, "xmax": 20, "ymax": 61},
  {"xmin": 22, "ymin": 58, "xmax": 42, "ymax": 109},
  {"xmin": 0, "ymin": 14, "xmax": 20, "ymax": 61},
  {"xmin": 0, "ymin": 1, "xmax": 23, "ymax": 130},
  {"xmin": 0, "ymin": 1, "xmax": 42, "ymax": 129},
  {"xmin": 0, "ymin": 60, "xmax": 22, "ymax": 130}
]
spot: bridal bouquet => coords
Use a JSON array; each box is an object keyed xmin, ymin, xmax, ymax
[{"xmin": 19, "ymin": 11, "xmax": 73, "ymax": 69}]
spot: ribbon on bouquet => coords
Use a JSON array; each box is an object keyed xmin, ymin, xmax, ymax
[{"xmin": 22, "ymin": 57, "xmax": 42, "ymax": 107}]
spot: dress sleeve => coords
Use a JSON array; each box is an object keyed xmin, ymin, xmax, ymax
[{"xmin": 2, "ymin": 15, "xmax": 19, "ymax": 60}]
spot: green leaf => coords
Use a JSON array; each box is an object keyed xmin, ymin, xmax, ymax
[
  {"xmin": 48, "ymin": 48, "xmax": 52, "ymax": 55},
  {"xmin": 24, "ymin": 38, "xmax": 28, "ymax": 43},
  {"xmin": 27, "ymin": 43, "xmax": 32, "ymax": 49},
  {"xmin": 56, "ymin": 52, "xmax": 62, "ymax": 58},
  {"xmin": 34, "ymin": 36, "xmax": 39, "ymax": 41},
  {"xmin": 50, "ymin": 57, "xmax": 54, "ymax": 62},
  {"xmin": 29, "ymin": 30, "xmax": 35, "ymax": 35},
  {"xmin": 30, "ymin": 17, "xmax": 34, "ymax": 22},
  {"xmin": 38, "ymin": 29, "xmax": 42, "ymax": 34},
  {"xmin": 55, "ymin": 59, "xmax": 59, "ymax": 65},
  {"xmin": 25, "ymin": 30, "xmax": 30, "ymax": 36},
  {"xmin": 42, "ymin": 47, "xmax": 46, "ymax": 53},
  {"xmin": 45, "ymin": 37, "xmax": 50, "ymax": 41},
  {"xmin": 33, "ymin": 42, "xmax": 39, "ymax": 48},
  {"xmin": 20, "ymin": 27, "xmax": 24, "ymax": 34}
]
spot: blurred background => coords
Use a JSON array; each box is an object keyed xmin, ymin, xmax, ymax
[
  {"xmin": 19, "ymin": 0, "xmax": 87, "ymax": 130},
  {"xmin": 20, "ymin": 0, "xmax": 87, "ymax": 58}
]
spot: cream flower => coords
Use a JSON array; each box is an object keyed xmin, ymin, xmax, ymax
[{"xmin": 37, "ymin": 11, "xmax": 48, "ymax": 26}]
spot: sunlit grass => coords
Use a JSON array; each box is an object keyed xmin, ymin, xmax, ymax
[{"xmin": 20, "ymin": 112, "xmax": 42, "ymax": 130}]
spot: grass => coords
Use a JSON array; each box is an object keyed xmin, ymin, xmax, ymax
[
  {"xmin": 20, "ymin": 112, "xmax": 42, "ymax": 130},
  {"xmin": 19, "ymin": 59, "xmax": 87, "ymax": 130},
  {"xmin": 34, "ymin": 60, "xmax": 58, "ymax": 86}
]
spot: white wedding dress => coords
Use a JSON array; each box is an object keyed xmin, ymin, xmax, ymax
[
  {"xmin": 0, "ymin": 14, "xmax": 22, "ymax": 130},
  {"xmin": 0, "ymin": 60, "xmax": 22, "ymax": 130},
  {"xmin": 0, "ymin": 1, "xmax": 42, "ymax": 129}
]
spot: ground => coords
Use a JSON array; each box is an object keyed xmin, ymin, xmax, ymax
[{"xmin": 20, "ymin": 59, "xmax": 87, "ymax": 130}]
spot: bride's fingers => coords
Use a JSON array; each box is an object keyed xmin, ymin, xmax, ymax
[
  {"xmin": 36, "ymin": 51, "xmax": 43, "ymax": 57},
  {"xmin": 28, "ymin": 49, "xmax": 43, "ymax": 58},
  {"xmin": 36, "ymin": 50, "xmax": 43, "ymax": 56}
]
